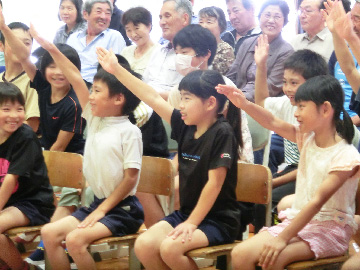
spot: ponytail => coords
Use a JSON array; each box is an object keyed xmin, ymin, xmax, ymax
[
  {"xmin": 335, "ymin": 109, "xmax": 354, "ymax": 144},
  {"xmin": 226, "ymin": 102, "xmax": 243, "ymax": 151}
]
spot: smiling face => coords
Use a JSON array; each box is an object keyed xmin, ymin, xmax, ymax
[
  {"xmin": 294, "ymin": 100, "xmax": 321, "ymax": 133},
  {"xmin": 283, "ymin": 69, "xmax": 306, "ymax": 105},
  {"xmin": 259, "ymin": 5, "xmax": 284, "ymax": 43},
  {"xmin": 0, "ymin": 100, "xmax": 25, "ymax": 138},
  {"xmin": 226, "ymin": 0, "xmax": 255, "ymax": 36},
  {"xmin": 125, "ymin": 22, "xmax": 152, "ymax": 47},
  {"xmin": 59, "ymin": 0, "xmax": 78, "ymax": 28},
  {"xmin": 179, "ymin": 90, "xmax": 207, "ymax": 126},
  {"xmin": 45, "ymin": 62, "xmax": 70, "ymax": 91},
  {"xmin": 84, "ymin": 2, "xmax": 112, "ymax": 35},
  {"xmin": 159, "ymin": 1, "xmax": 188, "ymax": 42}
]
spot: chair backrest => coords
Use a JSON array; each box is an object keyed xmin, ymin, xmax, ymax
[
  {"xmin": 43, "ymin": 150, "xmax": 85, "ymax": 189},
  {"xmin": 137, "ymin": 156, "xmax": 175, "ymax": 212},
  {"xmin": 236, "ymin": 162, "xmax": 272, "ymax": 226}
]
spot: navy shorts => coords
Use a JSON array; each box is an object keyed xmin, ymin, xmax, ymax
[
  {"xmin": 13, "ymin": 201, "xmax": 54, "ymax": 226},
  {"xmin": 72, "ymin": 195, "xmax": 144, "ymax": 236},
  {"xmin": 163, "ymin": 210, "xmax": 232, "ymax": 246}
]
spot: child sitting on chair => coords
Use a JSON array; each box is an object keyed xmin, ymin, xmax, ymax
[
  {"xmin": 0, "ymin": 82, "xmax": 55, "ymax": 270},
  {"xmin": 29, "ymin": 26, "xmax": 144, "ymax": 269}
]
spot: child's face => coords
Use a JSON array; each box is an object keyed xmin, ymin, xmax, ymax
[
  {"xmin": 283, "ymin": 69, "xmax": 306, "ymax": 105},
  {"xmin": 90, "ymin": 80, "xmax": 121, "ymax": 117},
  {"xmin": 0, "ymin": 101, "xmax": 25, "ymax": 138},
  {"xmin": 0, "ymin": 29, "xmax": 32, "ymax": 65},
  {"xmin": 59, "ymin": 0, "xmax": 78, "ymax": 27},
  {"xmin": 294, "ymin": 100, "xmax": 320, "ymax": 133},
  {"xmin": 179, "ymin": 90, "xmax": 208, "ymax": 126},
  {"xmin": 45, "ymin": 62, "xmax": 70, "ymax": 90}
]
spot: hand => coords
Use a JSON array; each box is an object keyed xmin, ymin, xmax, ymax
[
  {"xmin": 29, "ymin": 23, "xmax": 53, "ymax": 51},
  {"xmin": 0, "ymin": 5, "xmax": 6, "ymax": 30},
  {"xmin": 167, "ymin": 221, "xmax": 197, "ymax": 243},
  {"xmin": 96, "ymin": 47, "xmax": 120, "ymax": 75},
  {"xmin": 323, "ymin": 0, "xmax": 336, "ymax": 33},
  {"xmin": 254, "ymin": 34, "xmax": 269, "ymax": 67},
  {"xmin": 327, "ymin": 0, "xmax": 356, "ymax": 40},
  {"xmin": 216, "ymin": 84, "xmax": 247, "ymax": 109},
  {"xmin": 258, "ymin": 236, "xmax": 287, "ymax": 269},
  {"xmin": 77, "ymin": 208, "xmax": 105, "ymax": 228}
]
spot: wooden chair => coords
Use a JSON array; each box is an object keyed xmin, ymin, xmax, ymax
[
  {"xmin": 89, "ymin": 156, "xmax": 175, "ymax": 270},
  {"xmin": 285, "ymin": 179, "xmax": 360, "ymax": 270},
  {"xmin": 186, "ymin": 162, "xmax": 272, "ymax": 270},
  {"xmin": 4, "ymin": 150, "xmax": 85, "ymax": 246}
]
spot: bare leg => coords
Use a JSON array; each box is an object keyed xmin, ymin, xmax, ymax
[
  {"xmin": 66, "ymin": 222, "xmax": 112, "ymax": 270},
  {"xmin": 136, "ymin": 192, "xmax": 165, "ymax": 228},
  {"xmin": 0, "ymin": 207, "xmax": 30, "ymax": 269},
  {"xmin": 160, "ymin": 228, "xmax": 209, "ymax": 270},
  {"xmin": 232, "ymin": 231, "xmax": 314, "ymax": 270},
  {"xmin": 50, "ymin": 205, "xmax": 76, "ymax": 222},
  {"xmin": 41, "ymin": 216, "xmax": 80, "ymax": 270},
  {"xmin": 277, "ymin": 194, "xmax": 295, "ymax": 214},
  {"xmin": 135, "ymin": 221, "xmax": 173, "ymax": 270},
  {"xmin": 342, "ymin": 253, "xmax": 360, "ymax": 270}
]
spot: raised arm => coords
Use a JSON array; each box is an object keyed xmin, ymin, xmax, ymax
[
  {"xmin": 325, "ymin": 0, "xmax": 360, "ymax": 94},
  {"xmin": 217, "ymin": 84, "xmax": 297, "ymax": 142},
  {"xmin": 97, "ymin": 47, "xmax": 174, "ymax": 124},
  {"xmin": 29, "ymin": 24, "xmax": 89, "ymax": 109},
  {"xmin": 254, "ymin": 34, "xmax": 270, "ymax": 107},
  {"xmin": 0, "ymin": 6, "xmax": 36, "ymax": 80}
]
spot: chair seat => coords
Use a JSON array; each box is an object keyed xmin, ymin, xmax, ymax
[
  {"xmin": 286, "ymin": 254, "xmax": 349, "ymax": 270},
  {"xmin": 186, "ymin": 241, "xmax": 240, "ymax": 260},
  {"xmin": 91, "ymin": 233, "xmax": 140, "ymax": 246},
  {"xmin": 5, "ymin": 225, "xmax": 43, "ymax": 237}
]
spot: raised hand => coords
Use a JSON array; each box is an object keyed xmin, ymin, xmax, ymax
[
  {"xmin": 167, "ymin": 221, "xmax": 197, "ymax": 243},
  {"xmin": 29, "ymin": 23, "xmax": 53, "ymax": 51},
  {"xmin": 254, "ymin": 34, "xmax": 269, "ymax": 67},
  {"xmin": 96, "ymin": 47, "xmax": 120, "ymax": 75},
  {"xmin": 216, "ymin": 84, "xmax": 248, "ymax": 109},
  {"xmin": 0, "ymin": 5, "xmax": 6, "ymax": 31}
]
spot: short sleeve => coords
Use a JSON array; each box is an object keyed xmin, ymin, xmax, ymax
[
  {"xmin": 170, "ymin": 109, "xmax": 185, "ymax": 142},
  {"xmin": 30, "ymin": 70, "xmax": 50, "ymax": 95},
  {"xmin": 59, "ymin": 95, "xmax": 84, "ymax": 134},
  {"xmin": 330, "ymin": 145, "xmax": 360, "ymax": 174},
  {"xmin": 122, "ymin": 127, "xmax": 143, "ymax": 170}
]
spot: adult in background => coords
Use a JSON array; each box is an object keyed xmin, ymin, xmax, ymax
[
  {"xmin": 290, "ymin": 0, "xmax": 345, "ymax": 61},
  {"xmin": 226, "ymin": 0, "xmax": 293, "ymax": 103},
  {"xmin": 199, "ymin": 6, "xmax": 235, "ymax": 75},
  {"xmin": 142, "ymin": 0, "xmax": 192, "ymax": 99},
  {"xmin": 66, "ymin": 0, "xmax": 125, "ymax": 87},
  {"xmin": 222, "ymin": 0, "xmax": 261, "ymax": 56},
  {"xmin": 54, "ymin": 0, "xmax": 87, "ymax": 44},
  {"xmin": 109, "ymin": 0, "xmax": 131, "ymax": 46},
  {"xmin": 121, "ymin": 7, "xmax": 159, "ymax": 75}
]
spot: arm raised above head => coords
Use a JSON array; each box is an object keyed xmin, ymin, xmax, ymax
[
  {"xmin": 96, "ymin": 47, "xmax": 174, "ymax": 124},
  {"xmin": 29, "ymin": 24, "xmax": 89, "ymax": 109},
  {"xmin": 254, "ymin": 34, "xmax": 270, "ymax": 107}
]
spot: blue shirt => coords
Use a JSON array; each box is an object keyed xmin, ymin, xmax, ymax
[{"xmin": 67, "ymin": 28, "xmax": 125, "ymax": 83}]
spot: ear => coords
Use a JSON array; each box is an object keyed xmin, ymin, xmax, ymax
[
  {"xmin": 321, "ymin": 101, "xmax": 333, "ymax": 117},
  {"xmin": 83, "ymin": 10, "xmax": 89, "ymax": 21},
  {"xmin": 182, "ymin": 13, "xmax": 190, "ymax": 26},
  {"xmin": 113, "ymin": 93, "xmax": 125, "ymax": 106},
  {"xmin": 206, "ymin": 96, "xmax": 217, "ymax": 111},
  {"xmin": 205, "ymin": 50, "xmax": 211, "ymax": 62}
]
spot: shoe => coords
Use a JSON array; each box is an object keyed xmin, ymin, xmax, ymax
[
  {"xmin": 23, "ymin": 261, "xmax": 43, "ymax": 270},
  {"xmin": 25, "ymin": 247, "xmax": 44, "ymax": 266},
  {"xmin": 14, "ymin": 233, "xmax": 40, "ymax": 244}
]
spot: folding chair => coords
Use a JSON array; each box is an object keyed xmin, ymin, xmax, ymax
[{"xmin": 186, "ymin": 162, "xmax": 272, "ymax": 270}]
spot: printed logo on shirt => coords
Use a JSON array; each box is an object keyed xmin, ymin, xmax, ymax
[
  {"xmin": 221, "ymin": 153, "xmax": 231, "ymax": 159},
  {"xmin": 182, "ymin": 153, "xmax": 200, "ymax": 162},
  {"xmin": 52, "ymin": 116, "xmax": 60, "ymax": 120},
  {"xmin": 0, "ymin": 158, "xmax": 19, "ymax": 193}
]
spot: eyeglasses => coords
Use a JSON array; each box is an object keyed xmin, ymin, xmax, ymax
[
  {"xmin": 298, "ymin": 8, "xmax": 317, "ymax": 16},
  {"xmin": 262, "ymin": 13, "xmax": 284, "ymax": 22}
]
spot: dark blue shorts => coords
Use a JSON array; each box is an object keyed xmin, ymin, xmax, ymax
[
  {"xmin": 163, "ymin": 210, "xmax": 232, "ymax": 246},
  {"xmin": 13, "ymin": 201, "xmax": 54, "ymax": 226},
  {"xmin": 72, "ymin": 195, "xmax": 144, "ymax": 236}
]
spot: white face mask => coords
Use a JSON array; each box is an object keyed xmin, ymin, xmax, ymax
[{"xmin": 175, "ymin": 54, "xmax": 203, "ymax": 76}]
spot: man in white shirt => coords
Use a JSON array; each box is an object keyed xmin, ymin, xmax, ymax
[{"xmin": 142, "ymin": 0, "xmax": 192, "ymax": 100}]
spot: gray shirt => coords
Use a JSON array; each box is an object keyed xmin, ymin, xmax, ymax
[{"xmin": 53, "ymin": 21, "xmax": 87, "ymax": 44}]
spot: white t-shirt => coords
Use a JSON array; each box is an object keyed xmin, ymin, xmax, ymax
[
  {"xmin": 82, "ymin": 104, "xmax": 143, "ymax": 199},
  {"xmin": 265, "ymin": 95, "xmax": 300, "ymax": 165}
]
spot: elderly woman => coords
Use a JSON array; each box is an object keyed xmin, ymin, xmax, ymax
[
  {"xmin": 53, "ymin": 0, "xmax": 86, "ymax": 44},
  {"xmin": 121, "ymin": 7, "xmax": 159, "ymax": 75},
  {"xmin": 227, "ymin": 0, "xmax": 293, "ymax": 103},
  {"xmin": 199, "ymin": 6, "xmax": 235, "ymax": 75}
]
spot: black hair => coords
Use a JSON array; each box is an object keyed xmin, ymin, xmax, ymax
[
  {"xmin": 0, "ymin": 82, "xmax": 25, "ymax": 107},
  {"xmin": 198, "ymin": 6, "xmax": 227, "ymax": 33},
  {"xmin": 258, "ymin": 0, "xmax": 289, "ymax": 25},
  {"xmin": 97, "ymin": 54, "xmax": 131, "ymax": 71},
  {"xmin": 173, "ymin": 24, "xmax": 217, "ymax": 65},
  {"xmin": 58, "ymin": 0, "xmax": 84, "ymax": 24},
  {"xmin": 179, "ymin": 70, "xmax": 243, "ymax": 148},
  {"xmin": 284, "ymin": 49, "xmax": 328, "ymax": 80},
  {"xmin": 40, "ymin": 43, "xmax": 81, "ymax": 76},
  {"xmin": 122, "ymin": 7, "xmax": 152, "ymax": 28},
  {"xmin": 0, "ymin": 0, "xmax": 2, "ymax": 7},
  {"xmin": 94, "ymin": 57, "xmax": 141, "ymax": 116},
  {"xmin": 0, "ymin": 22, "xmax": 32, "ymax": 45},
  {"xmin": 295, "ymin": 75, "xmax": 354, "ymax": 144}
]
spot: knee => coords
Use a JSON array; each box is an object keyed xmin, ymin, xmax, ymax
[
  {"xmin": 231, "ymin": 243, "xmax": 252, "ymax": 269},
  {"xmin": 159, "ymin": 239, "xmax": 180, "ymax": 265},
  {"xmin": 66, "ymin": 231, "xmax": 87, "ymax": 256},
  {"xmin": 41, "ymin": 223, "xmax": 59, "ymax": 245},
  {"xmin": 134, "ymin": 233, "xmax": 158, "ymax": 259}
]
